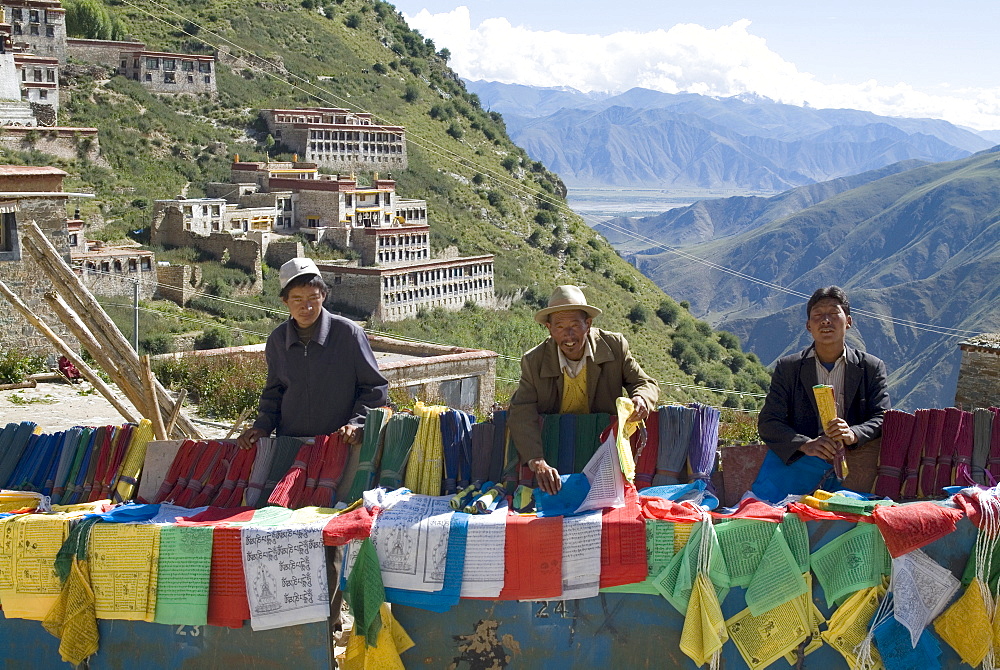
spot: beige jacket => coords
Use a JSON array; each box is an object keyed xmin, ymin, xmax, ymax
[{"xmin": 509, "ymin": 328, "xmax": 658, "ymax": 463}]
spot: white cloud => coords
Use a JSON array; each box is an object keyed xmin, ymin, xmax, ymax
[{"xmin": 405, "ymin": 7, "xmax": 1000, "ymax": 130}]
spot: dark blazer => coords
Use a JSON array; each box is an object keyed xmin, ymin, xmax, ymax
[
  {"xmin": 758, "ymin": 344, "xmax": 890, "ymax": 464},
  {"xmin": 509, "ymin": 328, "xmax": 658, "ymax": 463}
]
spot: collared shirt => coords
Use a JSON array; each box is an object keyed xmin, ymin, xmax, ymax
[
  {"xmin": 557, "ymin": 338, "xmax": 593, "ymax": 379},
  {"xmin": 813, "ymin": 350, "xmax": 847, "ymax": 428}
]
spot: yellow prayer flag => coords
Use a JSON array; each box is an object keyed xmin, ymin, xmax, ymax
[
  {"xmin": 679, "ymin": 573, "xmax": 728, "ymax": 667},
  {"xmin": 615, "ymin": 396, "xmax": 638, "ymax": 482},
  {"xmin": 935, "ymin": 578, "xmax": 993, "ymax": 668}
]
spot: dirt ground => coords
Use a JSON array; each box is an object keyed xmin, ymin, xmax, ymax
[{"xmin": 0, "ymin": 379, "xmax": 230, "ymax": 437}]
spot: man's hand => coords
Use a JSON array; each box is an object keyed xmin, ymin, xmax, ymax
[
  {"xmin": 824, "ymin": 417, "xmax": 857, "ymax": 445},
  {"xmin": 237, "ymin": 427, "xmax": 267, "ymax": 450},
  {"xmin": 338, "ymin": 424, "xmax": 364, "ymax": 446},
  {"xmin": 628, "ymin": 395, "xmax": 649, "ymax": 422},
  {"xmin": 799, "ymin": 435, "xmax": 841, "ymax": 462},
  {"xmin": 530, "ymin": 458, "xmax": 561, "ymax": 495}
]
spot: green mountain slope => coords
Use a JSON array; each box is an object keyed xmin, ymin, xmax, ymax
[
  {"xmin": 36, "ymin": 0, "xmax": 772, "ymax": 409},
  {"xmin": 632, "ymin": 148, "xmax": 1000, "ymax": 410}
]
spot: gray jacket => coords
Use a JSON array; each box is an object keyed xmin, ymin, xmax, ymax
[{"xmin": 253, "ymin": 308, "xmax": 388, "ymax": 438}]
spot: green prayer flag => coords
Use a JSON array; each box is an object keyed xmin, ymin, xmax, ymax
[
  {"xmin": 781, "ymin": 514, "xmax": 810, "ymax": 573},
  {"xmin": 715, "ymin": 519, "xmax": 775, "ymax": 589},
  {"xmin": 346, "ymin": 538, "xmax": 385, "ymax": 647},
  {"xmin": 154, "ymin": 525, "xmax": 214, "ymax": 625},
  {"xmin": 745, "ymin": 526, "xmax": 808, "ymax": 615},
  {"xmin": 810, "ymin": 523, "xmax": 890, "ymax": 608}
]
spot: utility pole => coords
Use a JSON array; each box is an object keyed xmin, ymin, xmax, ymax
[{"xmin": 132, "ymin": 279, "xmax": 139, "ymax": 352}]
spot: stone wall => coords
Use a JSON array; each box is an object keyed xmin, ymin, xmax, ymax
[
  {"xmin": 320, "ymin": 270, "xmax": 380, "ymax": 319},
  {"xmin": 157, "ymin": 264, "xmax": 194, "ymax": 306},
  {"xmin": 152, "ymin": 206, "xmax": 263, "ymax": 284},
  {"xmin": 955, "ymin": 343, "xmax": 1000, "ymax": 409},
  {"xmin": 65, "ymin": 38, "xmax": 146, "ymax": 66},
  {"xmin": 0, "ymin": 127, "xmax": 102, "ymax": 163},
  {"xmin": 0, "ymin": 196, "xmax": 78, "ymax": 355},
  {"xmin": 263, "ymin": 239, "xmax": 303, "ymax": 268},
  {"xmin": 80, "ymin": 262, "xmax": 157, "ymax": 301}
]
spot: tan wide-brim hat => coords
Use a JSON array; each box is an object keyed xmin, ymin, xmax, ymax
[{"xmin": 534, "ymin": 285, "xmax": 603, "ymax": 324}]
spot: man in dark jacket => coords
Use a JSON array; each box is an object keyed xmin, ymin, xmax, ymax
[
  {"xmin": 758, "ymin": 286, "xmax": 890, "ymax": 464},
  {"xmin": 237, "ymin": 257, "xmax": 388, "ymax": 448}
]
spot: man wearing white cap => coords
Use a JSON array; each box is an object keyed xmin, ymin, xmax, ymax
[
  {"xmin": 237, "ymin": 257, "xmax": 388, "ymax": 449},
  {"xmin": 510, "ymin": 285, "xmax": 658, "ymax": 494}
]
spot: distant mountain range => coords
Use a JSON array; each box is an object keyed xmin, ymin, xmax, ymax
[
  {"xmin": 466, "ymin": 80, "xmax": 996, "ymax": 191},
  {"xmin": 612, "ymin": 148, "xmax": 1000, "ymax": 410}
]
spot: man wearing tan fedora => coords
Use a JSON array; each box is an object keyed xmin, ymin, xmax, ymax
[{"xmin": 510, "ymin": 285, "xmax": 658, "ymax": 494}]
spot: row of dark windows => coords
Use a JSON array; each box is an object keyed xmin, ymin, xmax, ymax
[
  {"xmin": 11, "ymin": 23, "xmax": 55, "ymax": 36},
  {"xmin": 10, "ymin": 8, "xmax": 54, "ymax": 23}
]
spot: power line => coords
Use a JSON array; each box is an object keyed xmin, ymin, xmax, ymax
[{"xmin": 117, "ymin": 0, "xmax": 990, "ymax": 346}]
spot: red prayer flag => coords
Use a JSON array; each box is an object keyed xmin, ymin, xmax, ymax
[
  {"xmin": 600, "ymin": 483, "xmax": 647, "ymax": 588},
  {"xmin": 497, "ymin": 512, "xmax": 563, "ymax": 600},
  {"xmin": 872, "ymin": 502, "xmax": 964, "ymax": 558},
  {"xmin": 633, "ymin": 412, "xmax": 659, "ymax": 489},
  {"xmin": 323, "ymin": 506, "xmax": 374, "ymax": 546}
]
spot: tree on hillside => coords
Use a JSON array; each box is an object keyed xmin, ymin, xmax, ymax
[{"xmin": 65, "ymin": 0, "xmax": 127, "ymax": 40}]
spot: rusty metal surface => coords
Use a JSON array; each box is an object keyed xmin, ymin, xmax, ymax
[
  {"xmin": 0, "ymin": 617, "xmax": 333, "ymax": 669},
  {"xmin": 395, "ymin": 517, "xmax": 977, "ymax": 669}
]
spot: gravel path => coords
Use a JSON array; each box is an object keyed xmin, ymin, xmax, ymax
[{"xmin": 0, "ymin": 380, "xmax": 230, "ymax": 437}]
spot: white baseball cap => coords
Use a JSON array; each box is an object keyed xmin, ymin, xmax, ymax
[{"xmin": 279, "ymin": 257, "xmax": 321, "ymax": 289}]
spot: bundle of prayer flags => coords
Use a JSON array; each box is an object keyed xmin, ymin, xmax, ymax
[
  {"xmin": 346, "ymin": 407, "xmax": 391, "ymax": 502},
  {"xmin": 875, "ymin": 410, "xmax": 915, "ymax": 498},
  {"xmin": 404, "ymin": 402, "xmax": 448, "ymax": 496},
  {"xmin": 469, "ymin": 420, "xmax": 494, "ymax": 486},
  {"xmin": 952, "ymin": 408, "xmax": 975, "ymax": 486},
  {"xmin": 902, "ymin": 409, "xmax": 930, "ymax": 498},
  {"xmin": 972, "ymin": 408, "xmax": 995, "ymax": 485},
  {"xmin": 933, "ymin": 408, "xmax": 968, "ymax": 492},
  {"xmin": 813, "ymin": 385, "xmax": 848, "ymax": 480},
  {"xmin": 687, "ymin": 403, "xmax": 720, "ymax": 490},
  {"xmin": 988, "ymin": 408, "xmax": 1000, "ymax": 482},
  {"xmin": 653, "ymin": 405, "xmax": 695, "ymax": 486},
  {"xmin": 441, "ymin": 409, "xmax": 474, "ymax": 495},
  {"xmin": 377, "ymin": 412, "xmax": 421, "ymax": 489},
  {"xmin": 244, "ymin": 437, "xmax": 276, "ymax": 507},
  {"xmin": 312, "ymin": 432, "xmax": 351, "ymax": 507},
  {"xmin": 0, "ymin": 421, "xmax": 39, "ymax": 487},
  {"xmin": 267, "ymin": 439, "xmax": 312, "ymax": 508},
  {"xmin": 633, "ymin": 408, "xmax": 659, "ymax": 488},
  {"xmin": 918, "ymin": 409, "xmax": 946, "ymax": 497}
]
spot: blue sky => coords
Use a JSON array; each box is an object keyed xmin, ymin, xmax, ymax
[{"xmin": 389, "ymin": 0, "xmax": 1000, "ymax": 129}]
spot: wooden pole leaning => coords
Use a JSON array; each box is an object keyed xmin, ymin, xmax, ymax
[
  {"xmin": 43, "ymin": 291, "xmax": 153, "ymax": 418},
  {"xmin": 140, "ymin": 355, "xmax": 168, "ymax": 441},
  {"xmin": 0, "ymin": 279, "xmax": 140, "ymax": 424},
  {"xmin": 21, "ymin": 222, "xmax": 203, "ymax": 439},
  {"xmin": 164, "ymin": 388, "xmax": 187, "ymax": 438}
]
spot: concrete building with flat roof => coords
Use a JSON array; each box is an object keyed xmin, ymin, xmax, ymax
[{"xmin": 260, "ymin": 108, "xmax": 407, "ymax": 172}]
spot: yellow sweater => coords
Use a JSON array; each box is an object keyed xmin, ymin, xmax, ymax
[{"xmin": 560, "ymin": 367, "xmax": 589, "ymax": 414}]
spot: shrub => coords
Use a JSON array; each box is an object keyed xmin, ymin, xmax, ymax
[
  {"xmin": 402, "ymin": 83, "xmax": 420, "ymax": 103},
  {"xmin": 344, "ymin": 12, "xmax": 361, "ymax": 28},
  {"xmin": 656, "ymin": 299, "xmax": 681, "ymax": 326},
  {"xmin": 0, "ymin": 349, "xmax": 47, "ymax": 385},
  {"xmin": 194, "ymin": 327, "xmax": 233, "ymax": 350},
  {"xmin": 627, "ymin": 304, "xmax": 651, "ymax": 324},
  {"xmin": 153, "ymin": 353, "xmax": 267, "ymax": 420},
  {"xmin": 501, "ymin": 156, "xmax": 518, "ymax": 172},
  {"xmin": 717, "ymin": 330, "xmax": 741, "ymax": 350},
  {"xmin": 141, "ymin": 333, "xmax": 175, "ymax": 355},
  {"xmin": 446, "ymin": 122, "xmax": 463, "ymax": 140}
]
